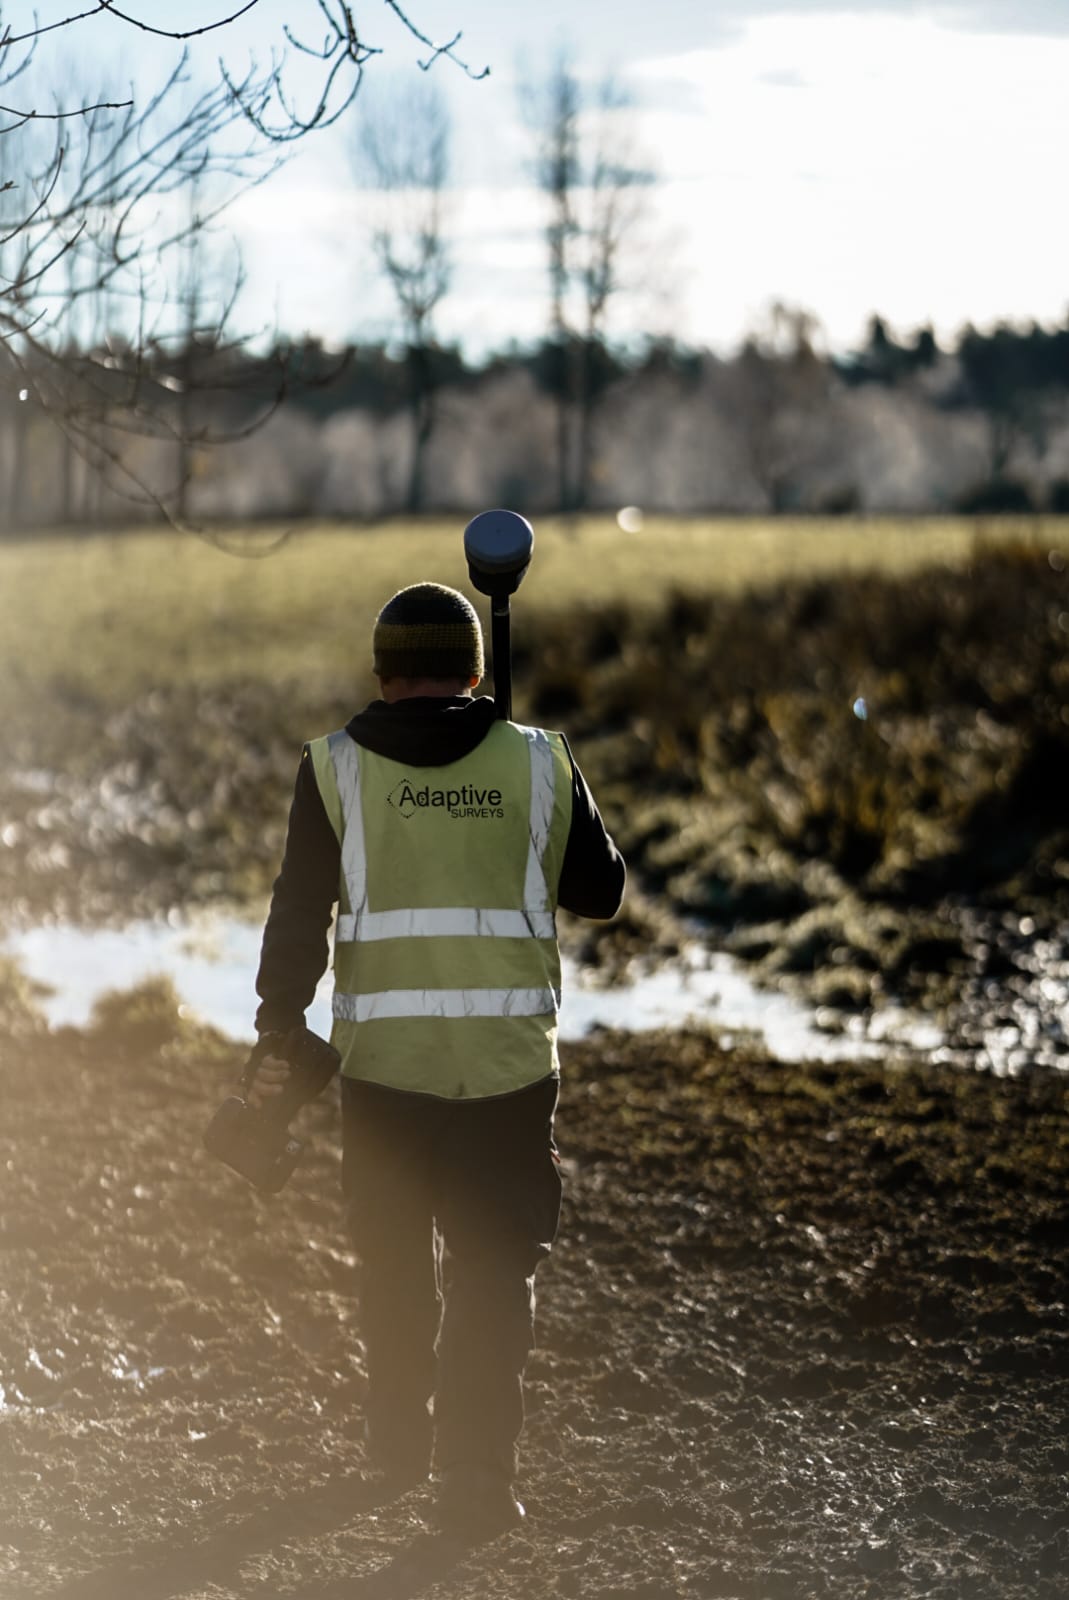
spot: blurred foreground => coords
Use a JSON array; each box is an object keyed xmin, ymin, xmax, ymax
[{"xmin": 1, "ymin": 983, "xmax": 1067, "ymax": 1597}]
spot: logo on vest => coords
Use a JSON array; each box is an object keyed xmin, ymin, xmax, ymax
[{"xmin": 387, "ymin": 777, "xmax": 505, "ymax": 820}]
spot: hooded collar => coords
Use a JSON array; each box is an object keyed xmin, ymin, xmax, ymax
[{"xmin": 344, "ymin": 694, "xmax": 498, "ymax": 768}]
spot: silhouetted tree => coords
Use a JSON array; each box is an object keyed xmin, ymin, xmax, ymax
[
  {"xmin": 911, "ymin": 325, "xmax": 939, "ymax": 369},
  {"xmin": 525, "ymin": 57, "xmax": 655, "ymax": 512},
  {"xmin": 352, "ymin": 78, "xmax": 454, "ymax": 512},
  {"xmin": 958, "ymin": 322, "xmax": 1050, "ymax": 481},
  {"xmin": 727, "ymin": 304, "xmax": 833, "ymax": 512}
]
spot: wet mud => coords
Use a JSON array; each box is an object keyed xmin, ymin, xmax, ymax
[{"xmin": 3, "ymin": 989, "xmax": 1068, "ymax": 1599}]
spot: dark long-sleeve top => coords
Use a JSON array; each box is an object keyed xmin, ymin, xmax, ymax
[{"xmin": 255, "ymin": 694, "xmax": 626, "ymax": 1035}]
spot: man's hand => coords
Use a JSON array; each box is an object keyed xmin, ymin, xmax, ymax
[{"xmin": 246, "ymin": 1054, "xmax": 291, "ymax": 1111}]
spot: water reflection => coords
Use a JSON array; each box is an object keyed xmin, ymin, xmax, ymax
[
  {"xmin": 2, "ymin": 914, "xmax": 943, "ymax": 1065},
  {"xmin": 7, "ymin": 916, "xmax": 286, "ymax": 1040}
]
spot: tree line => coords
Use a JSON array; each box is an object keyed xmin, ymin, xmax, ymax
[{"xmin": 6, "ymin": 306, "xmax": 1069, "ymax": 528}]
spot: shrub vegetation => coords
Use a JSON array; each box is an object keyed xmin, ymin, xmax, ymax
[{"xmin": 2, "ymin": 518, "xmax": 1067, "ymax": 1013}]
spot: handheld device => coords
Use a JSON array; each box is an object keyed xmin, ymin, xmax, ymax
[
  {"xmin": 203, "ymin": 1025, "xmax": 341, "ymax": 1194},
  {"xmin": 463, "ymin": 509, "xmax": 534, "ymax": 721}
]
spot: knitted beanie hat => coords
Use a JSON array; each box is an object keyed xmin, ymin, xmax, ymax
[{"xmin": 372, "ymin": 583, "xmax": 484, "ymax": 682}]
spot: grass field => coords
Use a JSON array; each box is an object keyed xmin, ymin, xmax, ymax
[{"xmin": 2, "ymin": 514, "xmax": 1066, "ymax": 706}]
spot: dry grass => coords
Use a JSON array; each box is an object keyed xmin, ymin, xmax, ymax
[{"xmin": 3, "ymin": 515, "xmax": 1067, "ymax": 706}]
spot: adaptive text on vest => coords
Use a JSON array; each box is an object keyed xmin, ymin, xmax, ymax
[{"xmin": 387, "ymin": 778, "xmax": 505, "ymax": 820}]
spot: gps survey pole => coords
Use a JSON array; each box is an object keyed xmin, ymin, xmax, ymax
[{"xmin": 463, "ymin": 510, "xmax": 534, "ymax": 722}]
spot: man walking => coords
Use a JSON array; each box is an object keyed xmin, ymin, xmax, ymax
[{"xmin": 249, "ymin": 580, "xmax": 625, "ymax": 1537}]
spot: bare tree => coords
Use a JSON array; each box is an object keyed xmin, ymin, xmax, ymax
[
  {"xmin": 0, "ymin": 4, "xmax": 488, "ymax": 138},
  {"xmin": 533, "ymin": 59, "xmax": 579, "ymax": 513},
  {"xmin": 572, "ymin": 77, "xmax": 652, "ymax": 513},
  {"xmin": 153, "ymin": 174, "xmax": 256, "ymax": 523},
  {"xmin": 526, "ymin": 58, "xmax": 654, "ymax": 513},
  {"xmin": 0, "ymin": 2, "xmax": 485, "ymax": 527},
  {"xmin": 725, "ymin": 304, "xmax": 835, "ymax": 512},
  {"xmin": 352, "ymin": 77, "xmax": 453, "ymax": 512},
  {"xmin": 0, "ymin": 52, "xmax": 276, "ymax": 526},
  {"xmin": 225, "ymin": 1, "xmax": 487, "ymax": 145}
]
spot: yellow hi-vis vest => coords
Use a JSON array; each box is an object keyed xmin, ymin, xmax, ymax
[{"xmin": 308, "ymin": 720, "xmax": 574, "ymax": 1099}]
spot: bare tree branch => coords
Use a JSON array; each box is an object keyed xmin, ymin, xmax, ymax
[
  {"xmin": 2, "ymin": 4, "xmax": 483, "ymax": 143},
  {"xmin": 524, "ymin": 59, "xmax": 656, "ymax": 512},
  {"xmin": 0, "ymin": 48, "xmax": 281, "ymax": 530},
  {"xmin": 0, "ymin": 2, "xmax": 262, "ymax": 49},
  {"xmin": 95, "ymin": 0, "xmax": 262, "ymax": 40},
  {"xmin": 382, "ymin": 0, "xmax": 488, "ymax": 78},
  {"xmin": 224, "ymin": 1, "xmax": 486, "ymax": 144},
  {"xmin": 0, "ymin": 98, "xmax": 133, "ymax": 132},
  {"xmin": 1, "ymin": 7, "xmax": 112, "ymax": 50},
  {"xmin": 223, "ymin": 2, "xmax": 378, "ymax": 143},
  {"xmin": 353, "ymin": 75, "xmax": 454, "ymax": 512},
  {"xmin": 0, "ymin": 1, "xmax": 488, "ymax": 536}
]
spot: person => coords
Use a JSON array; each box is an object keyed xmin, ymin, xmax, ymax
[{"xmin": 248, "ymin": 580, "xmax": 625, "ymax": 1538}]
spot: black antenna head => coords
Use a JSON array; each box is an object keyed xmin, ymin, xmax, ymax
[{"xmin": 463, "ymin": 509, "xmax": 534, "ymax": 598}]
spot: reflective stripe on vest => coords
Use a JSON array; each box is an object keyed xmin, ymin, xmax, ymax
[{"xmin": 333, "ymin": 985, "xmax": 561, "ymax": 1023}]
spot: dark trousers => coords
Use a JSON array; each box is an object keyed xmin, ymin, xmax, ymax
[{"xmin": 341, "ymin": 1073, "xmax": 562, "ymax": 1480}]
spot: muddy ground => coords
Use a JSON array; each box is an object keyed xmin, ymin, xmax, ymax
[{"xmin": 2, "ymin": 984, "xmax": 1068, "ymax": 1600}]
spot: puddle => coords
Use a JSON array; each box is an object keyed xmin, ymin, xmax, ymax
[
  {"xmin": 3, "ymin": 915, "xmax": 311, "ymax": 1042},
  {"xmin": 564, "ymin": 950, "xmax": 943, "ymax": 1062},
  {"xmin": 2, "ymin": 914, "xmax": 943, "ymax": 1065}
]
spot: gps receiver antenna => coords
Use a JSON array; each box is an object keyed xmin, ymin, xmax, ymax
[{"xmin": 462, "ymin": 509, "xmax": 534, "ymax": 722}]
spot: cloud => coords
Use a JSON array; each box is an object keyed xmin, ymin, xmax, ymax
[
  {"xmin": 759, "ymin": 67, "xmax": 809, "ymax": 87},
  {"xmin": 940, "ymin": 0, "xmax": 1069, "ymax": 35},
  {"xmin": 626, "ymin": 10, "xmax": 1069, "ymax": 355},
  {"xmin": 705, "ymin": 1, "xmax": 1069, "ymax": 38},
  {"xmin": 629, "ymin": 76, "xmax": 710, "ymax": 115}
]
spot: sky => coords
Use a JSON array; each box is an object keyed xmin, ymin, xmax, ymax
[{"xmin": 18, "ymin": 0, "xmax": 1069, "ymax": 358}]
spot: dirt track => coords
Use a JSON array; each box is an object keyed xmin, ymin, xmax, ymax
[{"xmin": 3, "ymin": 988, "xmax": 1068, "ymax": 1600}]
